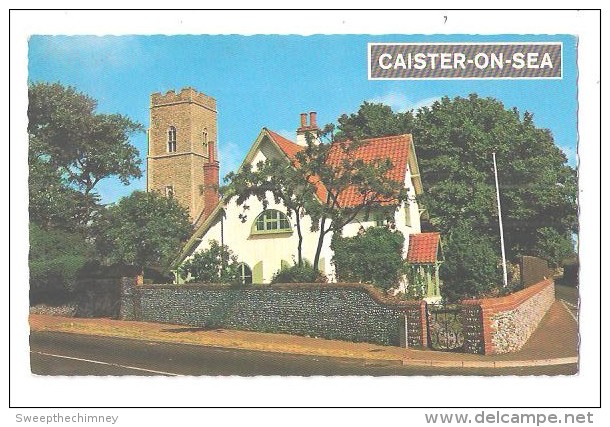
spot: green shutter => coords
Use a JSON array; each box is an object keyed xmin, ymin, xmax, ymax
[{"xmin": 253, "ymin": 261, "xmax": 264, "ymax": 284}]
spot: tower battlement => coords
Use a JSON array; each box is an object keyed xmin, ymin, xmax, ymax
[{"xmin": 151, "ymin": 87, "xmax": 216, "ymax": 111}]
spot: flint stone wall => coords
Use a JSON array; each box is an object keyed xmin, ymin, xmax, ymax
[
  {"xmin": 119, "ymin": 282, "xmax": 425, "ymax": 347},
  {"xmin": 463, "ymin": 279, "xmax": 555, "ymax": 354}
]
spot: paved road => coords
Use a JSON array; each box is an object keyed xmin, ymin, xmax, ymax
[
  {"xmin": 555, "ymin": 284, "xmax": 579, "ymax": 322},
  {"xmin": 30, "ymin": 332, "xmax": 577, "ymax": 376}
]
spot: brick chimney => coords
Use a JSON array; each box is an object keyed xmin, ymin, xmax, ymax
[
  {"xmin": 202, "ymin": 140, "xmax": 220, "ymax": 220},
  {"xmin": 296, "ymin": 111, "xmax": 320, "ymax": 146}
]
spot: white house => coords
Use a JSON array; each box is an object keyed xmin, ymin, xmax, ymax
[{"xmin": 175, "ymin": 111, "xmax": 437, "ymax": 288}]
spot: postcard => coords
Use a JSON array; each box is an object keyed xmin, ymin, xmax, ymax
[{"xmin": 11, "ymin": 9, "xmax": 601, "ymax": 414}]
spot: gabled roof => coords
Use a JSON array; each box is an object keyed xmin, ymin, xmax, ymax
[{"xmin": 407, "ymin": 232, "xmax": 441, "ymax": 264}]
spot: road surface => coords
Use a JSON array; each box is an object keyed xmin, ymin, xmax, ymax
[{"xmin": 30, "ymin": 331, "xmax": 577, "ymax": 376}]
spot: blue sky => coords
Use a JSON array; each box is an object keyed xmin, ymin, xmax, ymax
[{"xmin": 28, "ymin": 34, "xmax": 578, "ymax": 204}]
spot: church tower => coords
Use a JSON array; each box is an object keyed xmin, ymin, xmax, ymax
[{"xmin": 147, "ymin": 87, "xmax": 219, "ymax": 223}]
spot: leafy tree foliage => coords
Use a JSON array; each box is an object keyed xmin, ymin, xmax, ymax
[
  {"xmin": 29, "ymin": 222, "xmax": 93, "ymax": 297},
  {"xmin": 335, "ymin": 101, "xmax": 414, "ymax": 141},
  {"xmin": 93, "ymin": 191, "xmax": 192, "ymax": 271},
  {"xmin": 179, "ymin": 240, "xmax": 242, "ymax": 284},
  {"xmin": 337, "ymin": 95, "xmax": 577, "ymax": 266},
  {"xmin": 29, "ymin": 156, "xmax": 95, "ymax": 230},
  {"xmin": 331, "ymin": 226, "xmax": 405, "ymax": 291},
  {"xmin": 440, "ymin": 222, "xmax": 502, "ymax": 302},
  {"xmin": 534, "ymin": 227, "xmax": 575, "ymax": 267},
  {"xmin": 28, "ymin": 82, "xmax": 143, "ymax": 228}
]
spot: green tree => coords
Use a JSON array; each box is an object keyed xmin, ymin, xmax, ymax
[
  {"xmin": 534, "ymin": 227, "xmax": 575, "ymax": 267},
  {"xmin": 331, "ymin": 226, "xmax": 405, "ymax": 291},
  {"xmin": 28, "ymin": 82, "xmax": 143, "ymax": 227},
  {"xmin": 335, "ymin": 101, "xmax": 414, "ymax": 141},
  {"xmin": 440, "ymin": 222, "xmax": 502, "ymax": 302},
  {"xmin": 29, "ymin": 222, "xmax": 93, "ymax": 300},
  {"xmin": 93, "ymin": 191, "xmax": 192, "ymax": 271},
  {"xmin": 337, "ymin": 95, "xmax": 577, "ymax": 265},
  {"xmin": 179, "ymin": 240, "xmax": 242, "ymax": 284},
  {"xmin": 29, "ymin": 156, "xmax": 95, "ymax": 230}
]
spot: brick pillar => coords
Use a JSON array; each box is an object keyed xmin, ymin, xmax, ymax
[{"xmin": 420, "ymin": 300, "xmax": 428, "ymax": 348}]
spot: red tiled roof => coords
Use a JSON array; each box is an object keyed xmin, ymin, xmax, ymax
[
  {"xmin": 327, "ymin": 135, "xmax": 411, "ymax": 207},
  {"xmin": 407, "ymin": 232, "xmax": 441, "ymax": 264},
  {"xmin": 266, "ymin": 129, "xmax": 303, "ymax": 161},
  {"xmin": 266, "ymin": 131, "xmax": 412, "ymax": 208}
]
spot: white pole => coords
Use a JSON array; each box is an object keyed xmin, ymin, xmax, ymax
[{"xmin": 493, "ymin": 152, "xmax": 508, "ymax": 288}]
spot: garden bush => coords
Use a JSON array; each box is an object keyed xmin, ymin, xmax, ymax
[
  {"xmin": 331, "ymin": 226, "xmax": 404, "ymax": 291},
  {"xmin": 179, "ymin": 240, "xmax": 242, "ymax": 284},
  {"xmin": 271, "ymin": 260, "xmax": 327, "ymax": 284}
]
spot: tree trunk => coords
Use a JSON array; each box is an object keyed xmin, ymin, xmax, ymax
[
  {"xmin": 295, "ymin": 213, "xmax": 304, "ymax": 267},
  {"xmin": 312, "ymin": 216, "xmax": 329, "ymax": 280}
]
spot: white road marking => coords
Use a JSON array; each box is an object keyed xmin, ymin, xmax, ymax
[
  {"xmin": 559, "ymin": 300, "xmax": 578, "ymax": 323},
  {"xmin": 31, "ymin": 351, "xmax": 180, "ymax": 376},
  {"xmin": 561, "ymin": 300, "xmax": 578, "ymax": 309}
]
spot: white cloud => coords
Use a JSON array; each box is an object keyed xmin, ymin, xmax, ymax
[{"xmin": 369, "ymin": 92, "xmax": 441, "ymax": 113}]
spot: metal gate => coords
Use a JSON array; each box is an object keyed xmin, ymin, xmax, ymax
[{"xmin": 426, "ymin": 303, "xmax": 465, "ymax": 352}]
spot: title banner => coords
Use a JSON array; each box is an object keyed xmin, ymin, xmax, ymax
[{"xmin": 368, "ymin": 42, "xmax": 562, "ymax": 79}]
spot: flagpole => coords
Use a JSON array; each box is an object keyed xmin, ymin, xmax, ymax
[{"xmin": 493, "ymin": 152, "xmax": 508, "ymax": 288}]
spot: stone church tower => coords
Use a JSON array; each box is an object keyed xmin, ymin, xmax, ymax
[{"xmin": 147, "ymin": 87, "xmax": 220, "ymax": 224}]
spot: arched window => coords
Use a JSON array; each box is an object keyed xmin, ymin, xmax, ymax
[
  {"xmin": 252, "ymin": 209, "xmax": 292, "ymax": 234},
  {"xmin": 237, "ymin": 263, "xmax": 252, "ymax": 285},
  {"xmin": 167, "ymin": 126, "xmax": 177, "ymax": 152}
]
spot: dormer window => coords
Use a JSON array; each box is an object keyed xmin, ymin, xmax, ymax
[{"xmin": 167, "ymin": 126, "xmax": 177, "ymax": 152}]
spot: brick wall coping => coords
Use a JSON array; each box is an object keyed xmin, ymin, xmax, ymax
[
  {"xmin": 135, "ymin": 281, "xmax": 423, "ymax": 309},
  {"xmin": 461, "ymin": 279, "xmax": 554, "ymax": 311}
]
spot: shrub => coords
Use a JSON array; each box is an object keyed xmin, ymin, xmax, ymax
[
  {"xmin": 179, "ymin": 240, "xmax": 242, "ymax": 284},
  {"xmin": 29, "ymin": 222, "xmax": 94, "ymax": 304},
  {"xmin": 440, "ymin": 222, "xmax": 502, "ymax": 302},
  {"xmin": 271, "ymin": 260, "xmax": 327, "ymax": 284},
  {"xmin": 331, "ymin": 226, "xmax": 405, "ymax": 291}
]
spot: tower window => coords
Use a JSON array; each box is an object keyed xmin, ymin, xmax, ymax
[
  {"xmin": 203, "ymin": 128, "xmax": 208, "ymax": 146},
  {"xmin": 165, "ymin": 185, "xmax": 174, "ymax": 198},
  {"xmin": 167, "ymin": 126, "xmax": 177, "ymax": 152}
]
